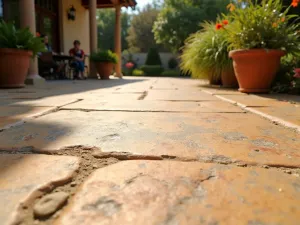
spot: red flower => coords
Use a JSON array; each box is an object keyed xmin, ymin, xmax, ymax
[
  {"xmin": 291, "ymin": 0, "xmax": 299, "ymax": 7},
  {"xmin": 294, "ymin": 68, "xmax": 300, "ymax": 78},
  {"xmin": 216, "ymin": 23, "xmax": 223, "ymax": 30},
  {"xmin": 126, "ymin": 62, "xmax": 134, "ymax": 69},
  {"xmin": 36, "ymin": 32, "xmax": 41, "ymax": 37},
  {"xmin": 222, "ymin": 20, "xmax": 229, "ymax": 26}
]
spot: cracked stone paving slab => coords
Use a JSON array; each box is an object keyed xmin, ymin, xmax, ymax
[
  {"xmin": 1, "ymin": 111, "xmax": 300, "ymax": 167},
  {"xmin": 61, "ymin": 99, "xmax": 244, "ymax": 113},
  {"xmin": 56, "ymin": 161, "xmax": 300, "ymax": 225},
  {"xmin": 0, "ymin": 154, "xmax": 79, "ymax": 225}
]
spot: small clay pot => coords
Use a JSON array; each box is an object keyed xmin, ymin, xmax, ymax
[
  {"xmin": 0, "ymin": 48, "xmax": 32, "ymax": 88},
  {"xmin": 95, "ymin": 62, "xmax": 114, "ymax": 80},
  {"xmin": 229, "ymin": 49, "xmax": 285, "ymax": 93},
  {"xmin": 221, "ymin": 67, "xmax": 238, "ymax": 88}
]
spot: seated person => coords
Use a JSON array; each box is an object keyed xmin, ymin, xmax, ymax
[
  {"xmin": 69, "ymin": 40, "xmax": 85, "ymax": 80},
  {"xmin": 38, "ymin": 34, "xmax": 66, "ymax": 79},
  {"xmin": 42, "ymin": 34, "xmax": 52, "ymax": 52}
]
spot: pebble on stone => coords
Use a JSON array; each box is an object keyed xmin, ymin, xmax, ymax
[{"xmin": 33, "ymin": 192, "xmax": 69, "ymax": 218}]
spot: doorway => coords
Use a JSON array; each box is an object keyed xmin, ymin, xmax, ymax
[{"xmin": 35, "ymin": 0, "xmax": 60, "ymax": 52}]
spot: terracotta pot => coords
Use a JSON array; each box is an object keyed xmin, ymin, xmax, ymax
[
  {"xmin": 221, "ymin": 67, "xmax": 238, "ymax": 88},
  {"xmin": 229, "ymin": 49, "xmax": 285, "ymax": 93},
  {"xmin": 95, "ymin": 62, "xmax": 114, "ymax": 80},
  {"xmin": 208, "ymin": 70, "xmax": 221, "ymax": 85},
  {"xmin": 0, "ymin": 48, "xmax": 32, "ymax": 88}
]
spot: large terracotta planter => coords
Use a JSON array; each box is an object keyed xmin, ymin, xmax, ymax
[
  {"xmin": 95, "ymin": 62, "xmax": 114, "ymax": 80},
  {"xmin": 0, "ymin": 48, "xmax": 32, "ymax": 88},
  {"xmin": 229, "ymin": 49, "xmax": 285, "ymax": 93},
  {"xmin": 221, "ymin": 67, "xmax": 238, "ymax": 88}
]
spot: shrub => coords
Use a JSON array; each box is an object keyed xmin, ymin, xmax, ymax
[
  {"xmin": 272, "ymin": 54, "xmax": 300, "ymax": 93},
  {"xmin": 145, "ymin": 48, "xmax": 162, "ymax": 65},
  {"xmin": 0, "ymin": 21, "xmax": 45, "ymax": 57},
  {"xmin": 161, "ymin": 70, "xmax": 180, "ymax": 77},
  {"xmin": 140, "ymin": 65, "xmax": 164, "ymax": 76},
  {"xmin": 180, "ymin": 21, "xmax": 231, "ymax": 83},
  {"xmin": 168, "ymin": 57, "xmax": 178, "ymax": 69},
  {"xmin": 132, "ymin": 69, "xmax": 145, "ymax": 76},
  {"xmin": 90, "ymin": 50, "xmax": 118, "ymax": 64}
]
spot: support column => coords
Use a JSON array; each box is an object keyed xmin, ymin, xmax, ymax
[
  {"xmin": 114, "ymin": 3, "xmax": 122, "ymax": 78},
  {"xmin": 19, "ymin": 0, "xmax": 45, "ymax": 86},
  {"xmin": 89, "ymin": 0, "xmax": 98, "ymax": 78}
]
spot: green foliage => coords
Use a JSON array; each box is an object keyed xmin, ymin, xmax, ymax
[
  {"xmin": 97, "ymin": 9, "xmax": 131, "ymax": 51},
  {"xmin": 145, "ymin": 48, "xmax": 162, "ymax": 65},
  {"xmin": 153, "ymin": 0, "xmax": 230, "ymax": 53},
  {"xmin": 0, "ymin": 21, "xmax": 45, "ymax": 57},
  {"xmin": 161, "ymin": 70, "xmax": 181, "ymax": 77},
  {"xmin": 272, "ymin": 54, "xmax": 300, "ymax": 93},
  {"xmin": 168, "ymin": 57, "xmax": 178, "ymax": 69},
  {"xmin": 227, "ymin": 0, "xmax": 300, "ymax": 55},
  {"xmin": 132, "ymin": 69, "xmax": 145, "ymax": 76},
  {"xmin": 180, "ymin": 21, "xmax": 231, "ymax": 81},
  {"xmin": 90, "ymin": 50, "xmax": 118, "ymax": 64},
  {"xmin": 127, "ymin": 4, "xmax": 164, "ymax": 53},
  {"xmin": 140, "ymin": 65, "xmax": 164, "ymax": 76}
]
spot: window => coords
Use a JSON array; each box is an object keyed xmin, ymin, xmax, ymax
[{"xmin": 0, "ymin": 0, "xmax": 3, "ymax": 19}]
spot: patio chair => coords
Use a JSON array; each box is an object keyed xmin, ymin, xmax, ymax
[
  {"xmin": 38, "ymin": 52, "xmax": 67, "ymax": 80},
  {"xmin": 67, "ymin": 55, "xmax": 89, "ymax": 80},
  {"xmin": 38, "ymin": 52, "xmax": 57, "ymax": 80}
]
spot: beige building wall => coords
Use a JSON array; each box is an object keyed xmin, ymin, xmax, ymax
[{"xmin": 60, "ymin": 0, "xmax": 90, "ymax": 55}]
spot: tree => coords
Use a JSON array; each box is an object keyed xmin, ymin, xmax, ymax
[
  {"xmin": 126, "ymin": 4, "xmax": 164, "ymax": 53},
  {"xmin": 153, "ymin": 0, "xmax": 230, "ymax": 53},
  {"xmin": 145, "ymin": 48, "xmax": 162, "ymax": 65},
  {"xmin": 97, "ymin": 9, "xmax": 131, "ymax": 51}
]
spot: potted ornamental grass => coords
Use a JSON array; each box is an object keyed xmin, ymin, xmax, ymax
[
  {"xmin": 181, "ymin": 21, "xmax": 237, "ymax": 87},
  {"xmin": 90, "ymin": 50, "xmax": 118, "ymax": 80},
  {"xmin": 0, "ymin": 21, "xmax": 45, "ymax": 88},
  {"xmin": 226, "ymin": 0, "xmax": 300, "ymax": 93}
]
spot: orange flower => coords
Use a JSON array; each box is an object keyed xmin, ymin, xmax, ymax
[
  {"xmin": 216, "ymin": 23, "xmax": 223, "ymax": 30},
  {"xmin": 291, "ymin": 0, "xmax": 299, "ymax": 7},
  {"xmin": 272, "ymin": 22, "xmax": 278, "ymax": 28},
  {"xmin": 222, "ymin": 20, "xmax": 229, "ymax": 25},
  {"xmin": 227, "ymin": 3, "xmax": 236, "ymax": 12},
  {"xmin": 281, "ymin": 17, "xmax": 285, "ymax": 22},
  {"xmin": 36, "ymin": 32, "xmax": 41, "ymax": 37}
]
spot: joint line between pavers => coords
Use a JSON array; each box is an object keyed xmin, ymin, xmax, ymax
[{"xmin": 213, "ymin": 94, "xmax": 300, "ymax": 133}]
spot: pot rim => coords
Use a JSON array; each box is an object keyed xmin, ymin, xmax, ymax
[
  {"xmin": 229, "ymin": 49, "xmax": 286, "ymax": 58},
  {"xmin": 0, "ymin": 48, "xmax": 33, "ymax": 56}
]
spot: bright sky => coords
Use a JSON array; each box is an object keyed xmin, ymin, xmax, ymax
[{"xmin": 136, "ymin": 0, "xmax": 153, "ymax": 9}]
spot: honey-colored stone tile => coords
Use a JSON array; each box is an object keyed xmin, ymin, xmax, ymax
[
  {"xmin": 62, "ymin": 99, "xmax": 243, "ymax": 113},
  {"xmin": 56, "ymin": 161, "xmax": 300, "ymax": 225},
  {"xmin": 145, "ymin": 90, "xmax": 218, "ymax": 101},
  {"xmin": 0, "ymin": 154, "xmax": 79, "ymax": 225},
  {"xmin": 0, "ymin": 106, "xmax": 54, "ymax": 128},
  {"xmin": 0, "ymin": 111, "xmax": 299, "ymax": 167}
]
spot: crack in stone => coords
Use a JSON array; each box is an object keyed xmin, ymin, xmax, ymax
[{"xmin": 138, "ymin": 91, "xmax": 148, "ymax": 100}]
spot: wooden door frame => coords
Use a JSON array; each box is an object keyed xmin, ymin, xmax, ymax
[{"xmin": 35, "ymin": 0, "xmax": 60, "ymax": 52}]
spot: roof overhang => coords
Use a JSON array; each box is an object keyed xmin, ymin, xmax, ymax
[{"xmin": 81, "ymin": 0, "xmax": 137, "ymax": 9}]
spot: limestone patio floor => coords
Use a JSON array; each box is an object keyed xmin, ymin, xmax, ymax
[{"xmin": 0, "ymin": 77, "xmax": 299, "ymax": 225}]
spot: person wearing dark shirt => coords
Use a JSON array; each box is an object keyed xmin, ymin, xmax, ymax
[
  {"xmin": 41, "ymin": 34, "xmax": 52, "ymax": 52},
  {"xmin": 69, "ymin": 40, "xmax": 85, "ymax": 80}
]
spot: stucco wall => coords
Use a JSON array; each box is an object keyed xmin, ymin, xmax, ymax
[
  {"xmin": 122, "ymin": 53, "xmax": 180, "ymax": 70},
  {"xmin": 60, "ymin": 0, "xmax": 90, "ymax": 55}
]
